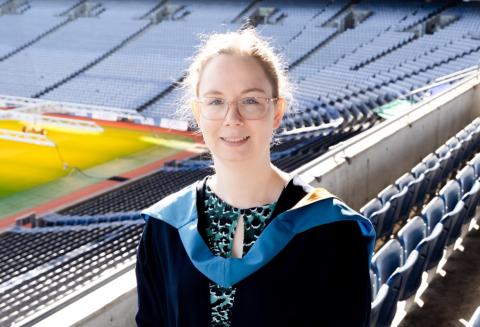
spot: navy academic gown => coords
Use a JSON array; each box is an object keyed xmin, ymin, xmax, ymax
[{"xmin": 135, "ymin": 175, "xmax": 375, "ymax": 327}]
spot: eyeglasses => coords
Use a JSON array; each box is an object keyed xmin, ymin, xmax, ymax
[{"xmin": 194, "ymin": 96, "xmax": 279, "ymax": 120}]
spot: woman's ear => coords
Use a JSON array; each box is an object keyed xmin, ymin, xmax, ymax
[{"xmin": 273, "ymin": 98, "xmax": 286, "ymax": 129}]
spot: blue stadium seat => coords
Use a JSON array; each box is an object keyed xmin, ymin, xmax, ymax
[
  {"xmin": 395, "ymin": 173, "xmax": 422, "ymax": 221},
  {"xmin": 457, "ymin": 130, "xmax": 474, "ymax": 162},
  {"xmin": 435, "ymin": 145, "xmax": 454, "ymax": 182},
  {"xmin": 411, "ymin": 162, "xmax": 429, "ymax": 207},
  {"xmin": 370, "ymin": 283, "xmax": 388, "ymax": 327},
  {"xmin": 397, "ymin": 217, "xmax": 427, "ymax": 300},
  {"xmin": 361, "ymin": 198, "xmax": 390, "ymax": 239},
  {"xmin": 378, "ymin": 184, "xmax": 407, "ymax": 235},
  {"xmin": 398, "ymin": 216, "xmax": 426, "ymax": 258},
  {"xmin": 469, "ymin": 154, "xmax": 480, "ymax": 180},
  {"xmin": 370, "ymin": 239, "xmax": 403, "ymax": 327},
  {"xmin": 417, "ymin": 222, "xmax": 444, "ymax": 271},
  {"xmin": 456, "ymin": 165, "xmax": 480, "ymax": 223},
  {"xmin": 438, "ymin": 180, "xmax": 466, "ymax": 245},
  {"xmin": 446, "ymin": 137, "xmax": 464, "ymax": 171},
  {"xmin": 422, "ymin": 196, "xmax": 446, "ymax": 235},
  {"xmin": 422, "ymin": 153, "xmax": 442, "ymax": 193}
]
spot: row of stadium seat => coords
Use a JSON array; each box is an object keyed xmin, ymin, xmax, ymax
[
  {"xmin": 365, "ymin": 118, "xmax": 480, "ymax": 326},
  {"xmin": 361, "ymin": 118, "xmax": 480, "ymax": 239},
  {"xmin": 0, "ymin": 221, "xmax": 143, "ymax": 327},
  {"xmin": 370, "ymin": 153, "xmax": 480, "ymax": 326}
]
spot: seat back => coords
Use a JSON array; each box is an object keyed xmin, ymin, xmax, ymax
[
  {"xmin": 469, "ymin": 153, "xmax": 480, "ymax": 179},
  {"xmin": 417, "ymin": 222, "xmax": 444, "ymax": 271},
  {"xmin": 398, "ymin": 216, "xmax": 426, "ymax": 259},
  {"xmin": 421, "ymin": 196, "xmax": 446, "ymax": 235},
  {"xmin": 439, "ymin": 180, "xmax": 462, "ymax": 212},
  {"xmin": 456, "ymin": 165, "xmax": 476, "ymax": 194},
  {"xmin": 361, "ymin": 198, "xmax": 383, "ymax": 217},
  {"xmin": 371, "ymin": 239, "xmax": 403, "ymax": 285},
  {"xmin": 395, "ymin": 173, "xmax": 417, "ymax": 219}
]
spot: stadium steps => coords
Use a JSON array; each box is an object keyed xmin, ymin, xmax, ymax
[
  {"xmin": 33, "ymin": 21, "xmax": 155, "ymax": 99},
  {"xmin": 56, "ymin": 0, "xmax": 87, "ymax": 17},
  {"xmin": 135, "ymin": 75, "xmax": 182, "ymax": 113},
  {"xmin": 351, "ymin": 34, "xmax": 419, "ymax": 71},
  {"xmin": 289, "ymin": 5, "xmax": 373, "ymax": 71},
  {"xmin": 230, "ymin": 0, "xmax": 259, "ymax": 24},
  {"xmin": 398, "ymin": 2, "xmax": 457, "ymax": 33},
  {"xmin": 288, "ymin": 27, "xmax": 341, "ymax": 70},
  {"xmin": 320, "ymin": 0, "xmax": 357, "ymax": 28},
  {"xmin": 136, "ymin": 0, "xmax": 168, "ymax": 20},
  {"xmin": 0, "ymin": 17, "xmax": 72, "ymax": 63}
]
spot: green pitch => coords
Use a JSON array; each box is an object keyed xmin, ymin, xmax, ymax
[{"xmin": 0, "ymin": 119, "xmax": 193, "ymax": 198}]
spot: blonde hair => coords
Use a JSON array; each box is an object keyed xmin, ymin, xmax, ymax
[{"xmin": 176, "ymin": 27, "xmax": 294, "ymax": 131}]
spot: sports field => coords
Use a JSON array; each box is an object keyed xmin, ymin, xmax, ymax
[{"xmin": 0, "ymin": 118, "xmax": 194, "ymax": 199}]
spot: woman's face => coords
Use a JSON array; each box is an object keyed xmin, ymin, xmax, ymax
[{"xmin": 193, "ymin": 54, "xmax": 285, "ymax": 164}]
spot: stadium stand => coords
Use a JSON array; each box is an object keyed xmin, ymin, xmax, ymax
[
  {"xmin": 362, "ymin": 117, "xmax": 480, "ymax": 327},
  {"xmin": 1, "ymin": 1, "xmax": 480, "ymax": 326}
]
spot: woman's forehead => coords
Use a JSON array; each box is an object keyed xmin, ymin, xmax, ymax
[{"xmin": 198, "ymin": 54, "xmax": 273, "ymax": 96}]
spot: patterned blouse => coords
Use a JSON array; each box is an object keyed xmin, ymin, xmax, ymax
[{"xmin": 203, "ymin": 181, "xmax": 277, "ymax": 327}]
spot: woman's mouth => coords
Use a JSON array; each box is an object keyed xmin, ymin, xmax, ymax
[{"xmin": 220, "ymin": 136, "xmax": 250, "ymax": 145}]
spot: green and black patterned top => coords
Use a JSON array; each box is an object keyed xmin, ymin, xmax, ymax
[{"xmin": 203, "ymin": 181, "xmax": 277, "ymax": 327}]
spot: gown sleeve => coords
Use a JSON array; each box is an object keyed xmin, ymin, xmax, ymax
[
  {"xmin": 300, "ymin": 220, "xmax": 372, "ymax": 327},
  {"xmin": 135, "ymin": 217, "xmax": 166, "ymax": 327}
]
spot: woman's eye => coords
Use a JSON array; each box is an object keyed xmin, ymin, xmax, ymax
[
  {"xmin": 207, "ymin": 98, "xmax": 224, "ymax": 106},
  {"xmin": 242, "ymin": 97, "xmax": 259, "ymax": 105}
]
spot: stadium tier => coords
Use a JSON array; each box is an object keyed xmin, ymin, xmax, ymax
[
  {"xmin": 1, "ymin": 0, "xmax": 480, "ymax": 326},
  {"xmin": 0, "ymin": 0, "xmax": 479, "ymax": 127}
]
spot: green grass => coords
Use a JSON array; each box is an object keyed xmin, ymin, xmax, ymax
[{"xmin": 0, "ymin": 120, "xmax": 193, "ymax": 198}]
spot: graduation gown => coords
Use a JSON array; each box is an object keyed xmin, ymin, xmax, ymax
[{"xmin": 135, "ymin": 175, "xmax": 375, "ymax": 327}]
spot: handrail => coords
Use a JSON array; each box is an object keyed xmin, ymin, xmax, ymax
[
  {"xmin": 433, "ymin": 64, "xmax": 480, "ymax": 83},
  {"xmin": 401, "ymin": 64, "xmax": 480, "ymax": 100}
]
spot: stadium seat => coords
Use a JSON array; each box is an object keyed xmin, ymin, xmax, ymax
[
  {"xmin": 469, "ymin": 154, "xmax": 480, "ymax": 180},
  {"xmin": 438, "ymin": 180, "xmax": 466, "ymax": 245},
  {"xmin": 361, "ymin": 198, "xmax": 390, "ymax": 239},
  {"xmin": 397, "ymin": 217, "xmax": 427, "ymax": 300},
  {"xmin": 422, "ymin": 196, "xmax": 446, "ymax": 234},
  {"xmin": 435, "ymin": 145, "xmax": 454, "ymax": 182},
  {"xmin": 456, "ymin": 166, "xmax": 480, "ymax": 223},
  {"xmin": 422, "ymin": 154, "xmax": 442, "ymax": 194},
  {"xmin": 446, "ymin": 137, "xmax": 464, "ymax": 171},
  {"xmin": 417, "ymin": 222, "xmax": 444, "ymax": 271},
  {"xmin": 370, "ymin": 283, "xmax": 388, "ymax": 327},
  {"xmin": 370, "ymin": 239, "xmax": 403, "ymax": 327},
  {"xmin": 378, "ymin": 184, "xmax": 407, "ymax": 235},
  {"xmin": 456, "ymin": 130, "xmax": 474, "ymax": 162},
  {"xmin": 411, "ymin": 162, "xmax": 429, "ymax": 207},
  {"xmin": 395, "ymin": 173, "xmax": 421, "ymax": 221},
  {"xmin": 398, "ymin": 216, "xmax": 426, "ymax": 258}
]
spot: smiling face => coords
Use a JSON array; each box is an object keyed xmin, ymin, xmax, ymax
[{"xmin": 193, "ymin": 54, "xmax": 285, "ymax": 164}]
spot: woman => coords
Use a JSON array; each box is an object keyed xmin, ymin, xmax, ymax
[{"xmin": 135, "ymin": 28, "xmax": 375, "ymax": 327}]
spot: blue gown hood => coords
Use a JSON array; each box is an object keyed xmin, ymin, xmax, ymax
[{"xmin": 142, "ymin": 177, "xmax": 375, "ymax": 288}]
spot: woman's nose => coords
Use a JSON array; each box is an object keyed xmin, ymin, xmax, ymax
[{"xmin": 223, "ymin": 102, "xmax": 244, "ymax": 126}]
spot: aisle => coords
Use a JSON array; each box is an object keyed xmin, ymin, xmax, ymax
[{"xmin": 399, "ymin": 225, "xmax": 480, "ymax": 327}]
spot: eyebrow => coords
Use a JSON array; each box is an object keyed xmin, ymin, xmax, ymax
[{"xmin": 202, "ymin": 88, "xmax": 267, "ymax": 96}]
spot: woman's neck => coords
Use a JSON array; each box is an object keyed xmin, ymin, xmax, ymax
[{"xmin": 208, "ymin": 159, "xmax": 291, "ymax": 209}]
